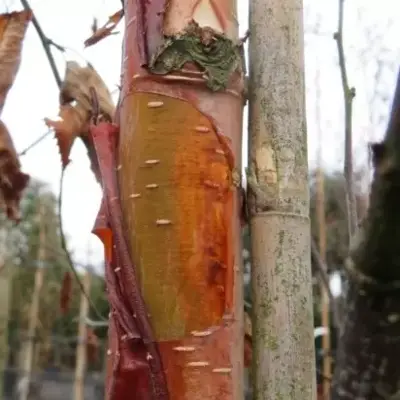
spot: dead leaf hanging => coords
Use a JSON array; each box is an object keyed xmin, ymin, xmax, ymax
[
  {"xmin": 0, "ymin": 10, "xmax": 32, "ymax": 114},
  {"xmin": 0, "ymin": 120, "xmax": 29, "ymax": 221},
  {"xmin": 45, "ymin": 61, "xmax": 115, "ymax": 181},
  {"xmin": 0, "ymin": 11, "xmax": 31, "ymax": 221},
  {"xmin": 84, "ymin": 9, "xmax": 123, "ymax": 48}
]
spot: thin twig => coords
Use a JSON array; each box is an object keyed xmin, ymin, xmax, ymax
[
  {"xmin": 311, "ymin": 238, "xmax": 341, "ymax": 330},
  {"xmin": 20, "ymin": 0, "xmax": 106, "ymax": 321},
  {"xmin": 18, "ymin": 130, "xmax": 51, "ymax": 156},
  {"xmin": 334, "ymin": 0, "xmax": 358, "ymax": 240},
  {"xmin": 58, "ymin": 168, "xmax": 106, "ymax": 321},
  {"xmin": 20, "ymin": 0, "xmax": 62, "ymax": 88}
]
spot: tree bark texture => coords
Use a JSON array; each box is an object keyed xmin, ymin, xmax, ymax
[
  {"xmin": 248, "ymin": 1, "xmax": 316, "ymax": 399},
  {"xmin": 331, "ymin": 69, "xmax": 400, "ymax": 400},
  {"xmin": 93, "ymin": 1, "xmax": 245, "ymax": 399}
]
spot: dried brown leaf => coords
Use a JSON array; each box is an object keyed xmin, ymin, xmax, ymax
[
  {"xmin": 60, "ymin": 271, "xmax": 73, "ymax": 315},
  {"xmin": 45, "ymin": 61, "xmax": 115, "ymax": 181},
  {"xmin": 45, "ymin": 104, "xmax": 89, "ymax": 167},
  {"xmin": 0, "ymin": 10, "xmax": 32, "ymax": 114},
  {"xmin": 84, "ymin": 9, "xmax": 123, "ymax": 48},
  {"xmin": 0, "ymin": 121, "xmax": 29, "ymax": 221}
]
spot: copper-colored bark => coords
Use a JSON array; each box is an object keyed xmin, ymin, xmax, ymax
[{"xmin": 95, "ymin": 0, "xmax": 245, "ymax": 398}]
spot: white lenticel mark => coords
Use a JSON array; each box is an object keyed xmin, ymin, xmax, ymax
[{"xmin": 147, "ymin": 101, "xmax": 164, "ymax": 108}]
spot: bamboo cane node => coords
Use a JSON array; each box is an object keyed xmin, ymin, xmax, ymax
[{"xmin": 251, "ymin": 211, "xmax": 309, "ymax": 220}]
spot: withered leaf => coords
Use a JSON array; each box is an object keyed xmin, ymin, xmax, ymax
[
  {"xmin": 0, "ymin": 121, "xmax": 29, "ymax": 221},
  {"xmin": 0, "ymin": 10, "xmax": 32, "ymax": 114},
  {"xmin": 60, "ymin": 270, "xmax": 73, "ymax": 315},
  {"xmin": 45, "ymin": 61, "xmax": 115, "ymax": 181},
  {"xmin": 0, "ymin": 11, "xmax": 31, "ymax": 222},
  {"xmin": 84, "ymin": 9, "xmax": 123, "ymax": 48}
]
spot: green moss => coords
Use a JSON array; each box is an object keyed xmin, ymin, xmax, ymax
[{"xmin": 149, "ymin": 21, "xmax": 244, "ymax": 91}]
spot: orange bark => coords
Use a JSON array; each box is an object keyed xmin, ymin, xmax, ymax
[{"xmin": 98, "ymin": 0, "xmax": 245, "ymax": 398}]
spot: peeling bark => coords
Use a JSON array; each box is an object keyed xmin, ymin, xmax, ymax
[{"xmin": 94, "ymin": 0, "xmax": 245, "ymax": 398}]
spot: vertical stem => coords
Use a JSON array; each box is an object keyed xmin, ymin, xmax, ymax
[
  {"xmin": 74, "ymin": 270, "xmax": 91, "ymax": 400},
  {"xmin": 248, "ymin": 0, "xmax": 316, "ymax": 398},
  {"xmin": 334, "ymin": 0, "xmax": 357, "ymax": 238},
  {"xmin": 19, "ymin": 203, "xmax": 46, "ymax": 400}
]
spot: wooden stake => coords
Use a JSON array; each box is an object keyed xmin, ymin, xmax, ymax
[
  {"xmin": 248, "ymin": 0, "xmax": 316, "ymax": 398},
  {"xmin": 73, "ymin": 269, "xmax": 91, "ymax": 400},
  {"xmin": 19, "ymin": 203, "xmax": 46, "ymax": 400}
]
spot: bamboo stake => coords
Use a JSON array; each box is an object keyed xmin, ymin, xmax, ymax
[
  {"xmin": 19, "ymin": 203, "xmax": 46, "ymax": 400},
  {"xmin": 248, "ymin": 0, "xmax": 316, "ymax": 398},
  {"xmin": 73, "ymin": 269, "xmax": 91, "ymax": 400}
]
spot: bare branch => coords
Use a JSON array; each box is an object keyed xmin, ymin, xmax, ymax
[
  {"xmin": 20, "ymin": 0, "xmax": 62, "ymax": 88},
  {"xmin": 18, "ymin": 130, "xmax": 51, "ymax": 156},
  {"xmin": 333, "ymin": 0, "xmax": 358, "ymax": 240}
]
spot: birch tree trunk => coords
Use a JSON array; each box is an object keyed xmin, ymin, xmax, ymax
[
  {"xmin": 248, "ymin": 0, "xmax": 316, "ymax": 398},
  {"xmin": 100, "ymin": 1, "xmax": 245, "ymax": 399}
]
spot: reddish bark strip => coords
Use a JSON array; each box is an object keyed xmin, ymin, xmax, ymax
[
  {"xmin": 92, "ymin": 0, "xmax": 244, "ymax": 398},
  {"xmin": 91, "ymin": 121, "xmax": 169, "ymax": 400}
]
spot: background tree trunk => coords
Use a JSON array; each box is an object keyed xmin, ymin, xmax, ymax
[
  {"xmin": 105, "ymin": 0, "xmax": 246, "ymax": 398},
  {"xmin": 331, "ymin": 69, "xmax": 400, "ymax": 400},
  {"xmin": 248, "ymin": 0, "xmax": 316, "ymax": 398}
]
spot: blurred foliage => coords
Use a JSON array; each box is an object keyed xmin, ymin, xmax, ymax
[{"xmin": 0, "ymin": 179, "xmax": 108, "ymax": 372}]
